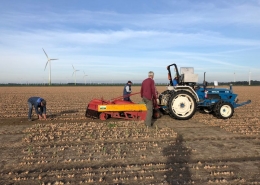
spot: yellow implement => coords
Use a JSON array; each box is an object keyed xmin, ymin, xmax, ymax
[
  {"xmin": 98, "ymin": 104, "xmax": 147, "ymax": 112},
  {"xmin": 86, "ymin": 96, "xmax": 148, "ymax": 121}
]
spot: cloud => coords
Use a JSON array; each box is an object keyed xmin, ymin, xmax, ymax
[
  {"xmin": 0, "ymin": 0, "xmax": 260, "ymax": 83},
  {"xmin": 2, "ymin": 1, "xmax": 260, "ymax": 31}
]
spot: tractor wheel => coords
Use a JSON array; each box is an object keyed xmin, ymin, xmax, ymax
[
  {"xmin": 167, "ymin": 90, "xmax": 197, "ymax": 120},
  {"xmin": 214, "ymin": 102, "xmax": 234, "ymax": 119}
]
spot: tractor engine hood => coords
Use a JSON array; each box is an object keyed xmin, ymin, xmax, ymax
[{"xmin": 206, "ymin": 88, "xmax": 232, "ymax": 94}]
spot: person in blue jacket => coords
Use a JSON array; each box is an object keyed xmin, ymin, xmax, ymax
[
  {"xmin": 27, "ymin": 97, "xmax": 47, "ymax": 121},
  {"xmin": 173, "ymin": 76, "xmax": 178, "ymax": 86},
  {"xmin": 123, "ymin": 81, "xmax": 132, "ymax": 101}
]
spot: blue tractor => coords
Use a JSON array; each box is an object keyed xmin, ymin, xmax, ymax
[{"xmin": 158, "ymin": 63, "xmax": 251, "ymax": 120}]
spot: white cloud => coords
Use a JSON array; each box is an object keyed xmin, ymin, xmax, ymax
[{"xmin": 0, "ymin": 0, "xmax": 260, "ymax": 83}]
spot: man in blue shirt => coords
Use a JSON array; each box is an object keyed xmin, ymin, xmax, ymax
[
  {"xmin": 173, "ymin": 76, "xmax": 178, "ymax": 86},
  {"xmin": 123, "ymin": 81, "xmax": 132, "ymax": 101},
  {"xmin": 27, "ymin": 97, "xmax": 47, "ymax": 121}
]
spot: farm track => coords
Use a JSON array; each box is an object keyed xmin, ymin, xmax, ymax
[{"xmin": 0, "ymin": 86, "xmax": 259, "ymax": 184}]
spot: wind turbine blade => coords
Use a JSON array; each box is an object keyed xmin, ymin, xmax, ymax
[
  {"xmin": 42, "ymin": 48, "xmax": 49, "ymax": 59},
  {"xmin": 44, "ymin": 61, "xmax": 49, "ymax": 71},
  {"xmin": 50, "ymin": 59, "xmax": 58, "ymax": 60},
  {"xmin": 72, "ymin": 65, "xmax": 75, "ymax": 70}
]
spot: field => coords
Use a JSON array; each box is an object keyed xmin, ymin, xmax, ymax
[{"xmin": 0, "ymin": 86, "xmax": 259, "ymax": 185}]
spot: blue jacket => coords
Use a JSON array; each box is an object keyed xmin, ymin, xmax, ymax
[
  {"xmin": 173, "ymin": 79, "xmax": 178, "ymax": 86},
  {"xmin": 28, "ymin": 97, "xmax": 46, "ymax": 115}
]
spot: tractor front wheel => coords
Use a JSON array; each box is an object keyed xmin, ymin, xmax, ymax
[
  {"xmin": 167, "ymin": 90, "xmax": 197, "ymax": 120},
  {"xmin": 214, "ymin": 102, "xmax": 234, "ymax": 119}
]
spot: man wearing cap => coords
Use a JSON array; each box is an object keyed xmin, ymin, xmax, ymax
[
  {"xmin": 123, "ymin": 81, "xmax": 133, "ymax": 101},
  {"xmin": 27, "ymin": 97, "xmax": 47, "ymax": 121}
]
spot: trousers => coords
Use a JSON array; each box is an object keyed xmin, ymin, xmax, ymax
[
  {"xmin": 28, "ymin": 102, "xmax": 43, "ymax": 119},
  {"xmin": 142, "ymin": 97, "xmax": 153, "ymax": 127}
]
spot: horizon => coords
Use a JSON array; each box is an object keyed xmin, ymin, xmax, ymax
[{"xmin": 1, "ymin": 79, "xmax": 257, "ymax": 86}]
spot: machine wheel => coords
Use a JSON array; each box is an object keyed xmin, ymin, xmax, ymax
[
  {"xmin": 167, "ymin": 90, "xmax": 197, "ymax": 120},
  {"xmin": 153, "ymin": 108, "xmax": 162, "ymax": 119},
  {"xmin": 99, "ymin": 113, "xmax": 108, "ymax": 120},
  {"xmin": 214, "ymin": 102, "xmax": 234, "ymax": 119}
]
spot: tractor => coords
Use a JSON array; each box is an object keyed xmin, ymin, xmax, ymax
[{"xmin": 158, "ymin": 63, "xmax": 251, "ymax": 120}]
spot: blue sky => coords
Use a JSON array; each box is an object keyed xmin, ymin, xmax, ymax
[{"xmin": 1, "ymin": 0, "xmax": 260, "ymax": 84}]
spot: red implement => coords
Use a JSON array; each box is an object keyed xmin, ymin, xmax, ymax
[{"xmin": 85, "ymin": 92, "xmax": 147, "ymax": 121}]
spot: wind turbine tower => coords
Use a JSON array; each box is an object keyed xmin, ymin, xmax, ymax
[
  {"xmin": 43, "ymin": 48, "xmax": 58, "ymax": 85},
  {"xmin": 233, "ymin": 72, "xmax": 236, "ymax": 83},
  {"xmin": 72, "ymin": 65, "xmax": 80, "ymax": 85},
  {"xmin": 83, "ymin": 71, "xmax": 88, "ymax": 85},
  {"xmin": 249, "ymin": 70, "xmax": 251, "ymax": 85}
]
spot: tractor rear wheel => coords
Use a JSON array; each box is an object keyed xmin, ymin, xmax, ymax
[
  {"xmin": 167, "ymin": 90, "xmax": 197, "ymax": 120},
  {"xmin": 214, "ymin": 102, "xmax": 234, "ymax": 119}
]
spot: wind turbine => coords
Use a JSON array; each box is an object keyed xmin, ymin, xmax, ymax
[
  {"xmin": 43, "ymin": 48, "xmax": 58, "ymax": 85},
  {"xmin": 72, "ymin": 65, "xmax": 80, "ymax": 85},
  {"xmin": 83, "ymin": 71, "xmax": 88, "ymax": 85},
  {"xmin": 249, "ymin": 70, "xmax": 251, "ymax": 85}
]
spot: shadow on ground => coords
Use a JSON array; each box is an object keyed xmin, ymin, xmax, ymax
[
  {"xmin": 48, "ymin": 109, "xmax": 79, "ymax": 118},
  {"xmin": 163, "ymin": 134, "xmax": 192, "ymax": 184}
]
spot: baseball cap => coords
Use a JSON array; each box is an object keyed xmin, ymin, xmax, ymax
[{"xmin": 127, "ymin": 80, "xmax": 132, "ymax": 84}]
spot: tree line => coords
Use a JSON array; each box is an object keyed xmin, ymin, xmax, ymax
[{"xmin": 0, "ymin": 80, "xmax": 259, "ymax": 86}]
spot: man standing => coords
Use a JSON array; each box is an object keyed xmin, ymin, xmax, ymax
[
  {"xmin": 141, "ymin": 71, "xmax": 157, "ymax": 127},
  {"xmin": 123, "ymin": 80, "xmax": 132, "ymax": 101},
  {"xmin": 27, "ymin": 97, "xmax": 47, "ymax": 121}
]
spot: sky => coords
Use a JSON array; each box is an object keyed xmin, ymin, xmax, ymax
[{"xmin": 0, "ymin": 0, "xmax": 260, "ymax": 84}]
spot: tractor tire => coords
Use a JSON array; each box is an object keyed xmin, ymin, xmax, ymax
[
  {"xmin": 214, "ymin": 101, "xmax": 234, "ymax": 119},
  {"xmin": 167, "ymin": 90, "xmax": 197, "ymax": 120}
]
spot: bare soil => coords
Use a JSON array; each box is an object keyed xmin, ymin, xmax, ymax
[{"xmin": 0, "ymin": 86, "xmax": 259, "ymax": 185}]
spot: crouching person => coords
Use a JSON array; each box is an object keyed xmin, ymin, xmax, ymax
[{"xmin": 27, "ymin": 97, "xmax": 47, "ymax": 121}]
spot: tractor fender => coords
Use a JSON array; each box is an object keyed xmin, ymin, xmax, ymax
[{"xmin": 174, "ymin": 86, "xmax": 200, "ymax": 102}]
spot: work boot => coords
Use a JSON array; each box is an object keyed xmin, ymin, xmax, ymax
[{"xmin": 28, "ymin": 119, "xmax": 32, "ymax": 121}]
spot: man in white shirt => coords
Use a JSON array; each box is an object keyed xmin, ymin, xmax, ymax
[{"xmin": 123, "ymin": 81, "xmax": 132, "ymax": 101}]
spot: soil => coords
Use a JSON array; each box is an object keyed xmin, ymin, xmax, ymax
[{"xmin": 0, "ymin": 86, "xmax": 259, "ymax": 185}]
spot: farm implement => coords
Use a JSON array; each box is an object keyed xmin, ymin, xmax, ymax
[
  {"xmin": 86, "ymin": 63, "xmax": 251, "ymax": 121},
  {"xmin": 85, "ymin": 92, "xmax": 148, "ymax": 121}
]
